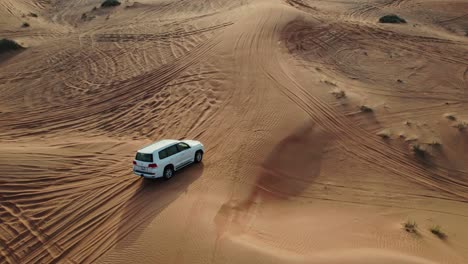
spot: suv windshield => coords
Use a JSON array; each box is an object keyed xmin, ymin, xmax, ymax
[{"xmin": 135, "ymin": 152, "xmax": 153, "ymax": 162}]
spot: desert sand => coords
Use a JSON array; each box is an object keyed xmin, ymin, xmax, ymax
[{"xmin": 1, "ymin": 0, "xmax": 468, "ymax": 263}]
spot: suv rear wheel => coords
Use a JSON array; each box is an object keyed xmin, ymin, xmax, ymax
[{"xmin": 163, "ymin": 166, "xmax": 174, "ymax": 180}]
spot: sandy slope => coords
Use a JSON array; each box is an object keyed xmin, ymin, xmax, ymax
[{"xmin": 1, "ymin": 0, "xmax": 468, "ymax": 263}]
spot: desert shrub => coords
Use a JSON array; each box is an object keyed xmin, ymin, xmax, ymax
[
  {"xmin": 455, "ymin": 121, "xmax": 467, "ymax": 131},
  {"xmin": 403, "ymin": 220, "xmax": 417, "ymax": 233},
  {"xmin": 379, "ymin": 14, "xmax": 407, "ymax": 24},
  {"xmin": 360, "ymin": 105, "xmax": 373, "ymax": 112},
  {"xmin": 429, "ymin": 140, "xmax": 442, "ymax": 147},
  {"xmin": 377, "ymin": 129, "xmax": 391, "ymax": 139},
  {"xmin": 332, "ymin": 90, "xmax": 346, "ymax": 99},
  {"xmin": 22, "ymin": 22, "xmax": 30, "ymax": 28},
  {"xmin": 28, "ymin": 12, "xmax": 38, "ymax": 17},
  {"xmin": 101, "ymin": 0, "xmax": 121, "ymax": 8},
  {"xmin": 430, "ymin": 225, "xmax": 447, "ymax": 239},
  {"xmin": 0, "ymin": 39, "xmax": 24, "ymax": 53},
  {"xmin": 444, "ymin": 113, "xmax": 456, "ymax": 121},
  {"xmin": 323, "ymin": 80, "xmax": 337, "ymax": 86},
  {"xmin": 412, "ymin": 144, "xmax": 426, "ymax": 157}
]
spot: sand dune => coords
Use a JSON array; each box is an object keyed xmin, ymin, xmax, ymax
[{"xmin": 1, "ymin": 0, "xmax": 468, "ymax": 263}]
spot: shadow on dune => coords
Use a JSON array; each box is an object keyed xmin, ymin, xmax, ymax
[
  {"xmin": 114, "ymin": 163, "xmax": 204, "ymax": 250},
  {"xmin": 215, "ymin": 122, "xmax": 333, "ymax": 236},
  {"xmin": 0, "ymin": 49, "xmax": 26, "ymax": 65},
  {"xmin": 251, "ymin": 122, "xmax": 331, "ymax": 199}
]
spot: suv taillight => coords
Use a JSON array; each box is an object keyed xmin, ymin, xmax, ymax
[
  {"xmin": 148, "ymin": 163, "xmax": 157, "ymax": 168},
  {"xmin": 133, "ymin": 161, "xmax": 136, "ymax": 165}
]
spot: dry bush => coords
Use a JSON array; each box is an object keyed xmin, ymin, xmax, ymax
[
  {"xmin": 360, "ymin": 105, "xmax": 373, "ymax": 113},
  {"xmin": 411, "ymin": 144, "xmax": 426, "ymax": 158},
  {"xmin": 331, "ymin": 90, "xmax": 346, "ymax": 99},
  {"xmin": 454, "ymin": 121, "xmax": 467, "ymax": 131},
  {"xmin": 403, "ymin": 220, "xmax": 417, "ymax": 233},
  {"xmin": 377, "ymin": 129, "xmax": 391, "ymax": 139},
  {"xmin": 444, "ymin": 113, "xmax": 456, "ymax": 121}
]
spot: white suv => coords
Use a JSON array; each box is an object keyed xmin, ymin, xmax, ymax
[{"xmin": 133, "ymin": 139, "xmax": 204, "ymax": 179}]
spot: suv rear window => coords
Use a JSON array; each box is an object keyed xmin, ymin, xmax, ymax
[{"xmin": 135, "ymin": 152, "xmax": 153, "ymax": 162}]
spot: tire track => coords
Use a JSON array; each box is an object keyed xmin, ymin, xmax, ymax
[
  {"xmin": 272, "ymin": 19, "xmax": 468, "ymax": 200},
  {"xmin": 1, "ymin": 201, "xmax": 61, "ymax": 261},
  {"xmin": 0, "ymin": 24, "xmax": 229, "ymax": 138},
  {"xmin": 95, "ymin": 23, "xmax": 233, "ymax": 43},
  {"xmin": 347, "ymin": 0, "xmax": 411, "ymax": 20}
]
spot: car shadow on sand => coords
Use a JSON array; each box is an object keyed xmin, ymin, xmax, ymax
[
  {"xmin": 114, "ymin": 162, "xmax": 204, "ymax": 250},
  {"xmin": 215, "ymin": 122, "xmax": 333, "ymax": 236}
]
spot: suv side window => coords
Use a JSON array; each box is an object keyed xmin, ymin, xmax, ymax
[
  {"xmin": 158, "ymin": 149, "xmax": 168, "ymax": 160},
  {"xmin": 166, "ymin": 145, "xmax": 179, "ymax": 157},
  {"xmin": 177, "ymin": 143, "xmax": 190, "ymax": 152}
]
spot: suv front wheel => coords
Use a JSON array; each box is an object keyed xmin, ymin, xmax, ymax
[{"xmin": 194, "ymin": 151, "xmax": 203, "ymax": 163}]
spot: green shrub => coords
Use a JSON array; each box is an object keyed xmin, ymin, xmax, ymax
[
  {"xmin": 101, "ymin": 0, "xmax": 121, "ymax": 8},
  {"xmin": 0, "ymin": 39, "xmax": 24, "ymax": 53},
  {"xmin": 430, "ymin": 225, "xmax": 447, "ymax": 239},
  {"xmin": 379, "ymin": 14, "xmax": 406, "ymax": 24}
]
